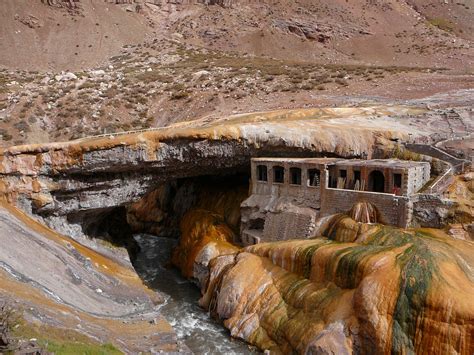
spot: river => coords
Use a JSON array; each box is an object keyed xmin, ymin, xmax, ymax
[{"xmin": 132, "ymin": 234, "xmax": 256, "ymax": 354}]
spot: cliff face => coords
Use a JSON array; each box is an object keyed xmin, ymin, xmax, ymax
[{"xmin": 0, "ymin": 107, "xmax": 416, "ymax": 239}]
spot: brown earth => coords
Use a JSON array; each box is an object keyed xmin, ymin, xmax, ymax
[{"xmin": 0, "ymin": 0, "xmax": 472, "ymax": 147}]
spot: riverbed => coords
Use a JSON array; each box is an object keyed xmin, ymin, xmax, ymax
[{"xmin": 132, "ymin": 234, "xmax": 255, "ymax": 354}]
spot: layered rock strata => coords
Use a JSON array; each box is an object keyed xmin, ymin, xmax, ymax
[{"xmin": 0, "ymin": 107, "xmax": 416, "ymax": 238}]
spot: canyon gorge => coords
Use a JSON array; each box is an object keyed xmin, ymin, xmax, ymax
[
  {"xmin": 0, "ymin": 0, "xmax": 473, "ymax": 354},
  {"xmin": 0, "ymin": 98, "xmax": 473, "ymax": 353}
]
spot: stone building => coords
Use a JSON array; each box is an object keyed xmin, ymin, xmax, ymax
[{"xmin": 240, "ymin": 157, "xmax": 430, "ymax": 245}]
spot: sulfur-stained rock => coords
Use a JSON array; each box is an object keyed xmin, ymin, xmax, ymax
[
  {"xmin": 180, "ymin": 209, "xmax": 474, "ymax": 354},
  {"xmin": 305, "ymin": 321, "xmax": 352, "ymax": 355},
  {"xmin": 0, "ymin": 107, "xmax": 414, "ymax": 233}
]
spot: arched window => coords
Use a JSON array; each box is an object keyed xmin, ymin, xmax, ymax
[
  {"xmin": 257, "ymin": 165, "xmax": 268, "ymax": 182},
  {"xmin": 273, "ymin": 166, "xmax": 285, "ymax": 183},
  {"xmin": 368, "ymin": 170, "xmax": 385, "ymax": 192},
  {"xmin": 290, "ymin": 168, "xmax": 302, "ymax": 185}
]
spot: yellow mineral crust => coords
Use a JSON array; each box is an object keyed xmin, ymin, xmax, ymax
[
  {"xmin": 0, "ymin": 107, "xmax": 417, "ymax": 173},
  {"xmin": 171, "ymin": 182, "xmax": 247, "ymax": 277},
  {"xmin": 172, "ymin": 209, "xmax": 238, "ymax": 278}
]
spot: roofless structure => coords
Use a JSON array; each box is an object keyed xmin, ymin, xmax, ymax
[{"xmin": 240, "ymin": 158, "xmax": 430, "ymax": 245}]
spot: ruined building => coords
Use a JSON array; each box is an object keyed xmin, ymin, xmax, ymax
[{"xmin": 240, "ymin": 158, "xmax": 430, "ymax": 245}]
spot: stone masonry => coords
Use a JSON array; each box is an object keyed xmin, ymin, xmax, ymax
[{"xmin": 240, "ymin": 157, "xmax": 430, "ymax": 245}]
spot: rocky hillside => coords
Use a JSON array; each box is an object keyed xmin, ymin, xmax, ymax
[
  {"xmin": 2, "ymin": 0, "xmax": 473, "ymax": 71},
  {"xmin": 0, "ymin": 0, "xmax": 472, "ymax": 146}
]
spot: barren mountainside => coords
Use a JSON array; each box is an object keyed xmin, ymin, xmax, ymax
[
  {"xmin": 0, "ymin": 0, "xmax": 473, "ymax": 147},
  {"xmin": 2, "ymin": 0, "xmax": 473, "ymax": 71}
]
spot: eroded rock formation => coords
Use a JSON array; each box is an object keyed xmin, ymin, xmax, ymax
[
  {"xmin": 125, "ymin": 167, "xmax": 474, "ymax": 354},
  {"xmin": 173, "ymin": 186, "xmax": 474, "ymax": 354},
  {"xmin": 0, "ymin": 201, "xmax": 177, "ymax": 353},
  {"xmin": 0, "ymin": 107, "xmax": 414, "ymax": 240},
  {"xmin": 0, "ymin": 108, "xmax": 472, "ymax": 353}
]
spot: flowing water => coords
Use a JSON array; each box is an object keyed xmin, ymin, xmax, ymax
[{"xmin": 133, "ymin": 234, "xmax": 256, "ymax": 354}]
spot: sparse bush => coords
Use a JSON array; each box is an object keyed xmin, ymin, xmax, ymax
[
  {"xmin": 135, "ymin": 71, "xmax": 173, "ymax": 84},
  {"xmin": 136, "ymin": 96, "xmax": 148, "ymax": 105},
  {"xmin": 78, "ymin": 82, "xmax": 97, "ymax": 91},
  {"xmin": 428, "ymin": 18, "xmax": 455, "ymax": 32},
  {"xmin": 335, "ymin": 78, "xmax": 349, "ymax": 86},
  {"xmin": 300, "ymin": 83, "xmax": 314, "ymax": 90},
  {"xmin": 171, "ymin": 91, "xmax": 190, "ymax": 100},
  {"xmin": 14, "ymin": 120, "xmax": 30, "ymax": 132},
  {"xmin": 390, "ymin": 145, "xmax": 422, "ymax": 161},
  {"xmin": 23, "ymin": 101, "xmax": 34, "ymax": 109},
  {"xmin": 0, "ymin": 301, "xmax": 18, "ymax": 352}
]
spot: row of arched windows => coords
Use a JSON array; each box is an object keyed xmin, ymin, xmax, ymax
[{"xmin": 257, "ymin": 165, "xmax": 321, "ymax": 187}]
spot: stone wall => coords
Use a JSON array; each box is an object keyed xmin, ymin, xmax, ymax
[
  {"xmin": 320, "ymin": 187, "xmax": 410, "ymax": 227},
  {"xmin": 406, "ymin": 164, "xmax": 431, "ymax": 195},
  {"xmin": 250, "ymin": 159, "xmax": 329, "ymax": 210},
  {"xmin": 262, "ymin": 209, "xmax": 316, "ymax": 241}
]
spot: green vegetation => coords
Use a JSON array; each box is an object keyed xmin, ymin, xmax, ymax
[
  {"xmin": 13, "ymin": 320, "xmax": 122, "ymax": 355},
  {"xmin": 427, "ymin": 18, "xmax": 456, "ymax": 33},
  {"xmin": 43, "ymin": 341, "xmax": 121, "ymax": 355},
  {"xmin": 388, "ymin": 145, "xmax": 422, "ymax": 161}
]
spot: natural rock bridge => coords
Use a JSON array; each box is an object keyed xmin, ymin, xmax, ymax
[{"xmin": 0, "ymin": 106, "xmax": 469, "ymax": 239}]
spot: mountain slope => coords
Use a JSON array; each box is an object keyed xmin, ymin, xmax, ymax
[{"xmin": 0, "ymin": 0, "xmax": 150, "ymax": 71}]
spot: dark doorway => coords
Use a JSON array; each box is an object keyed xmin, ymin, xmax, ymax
[
  {"xmin": 354, "ymin": 170, "xmax": 361, "ymax": 182},
  {"xmin": 393, "ymin": 173, "xmax": 402, "ymax": 188},
  {"xmin": 308, "ymin": 169, "xmax": 320, "ymax": 187},
  {"xmin": 353, "ymin": 170, "xmax": 361, "ymax": 190},
  {"xmin": 368, "ymin": 170, "xmax": 385, "ymax": 193}
]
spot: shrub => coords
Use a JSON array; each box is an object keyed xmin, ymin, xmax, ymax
[
  {"xmin": 335, "ymin": 78, "xmax": 349, "ymax": 86},
  {"xmin": 135, "ymin": 72, "xmax": 173, "ymax": 84},
  {"xmin": 13, "ymin": 120, "xmax": 31, "ymax": 132},
  {"xmin": 390, "ymin": 145, "xmax": 422, "ymax": 161},
  {"xmin": 171, "ymin": 91, "xmax": 189, "ymax": 100},
  {"xmin": 428, "ymin": 18, "xmax": 455, "ymax": 32},
  {"xmin": 0, "ymin": 301, "xmax": 18, "ymax": 352}
]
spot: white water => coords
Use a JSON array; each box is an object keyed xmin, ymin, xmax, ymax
[{"xmin": 133, "ymin": 234, "xmax": 256, "ymax": 354}]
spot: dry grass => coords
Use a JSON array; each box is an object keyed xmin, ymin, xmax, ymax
[{"xmin": 428, "ymin": 18, "xmax": 456, "ymax": 33}]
